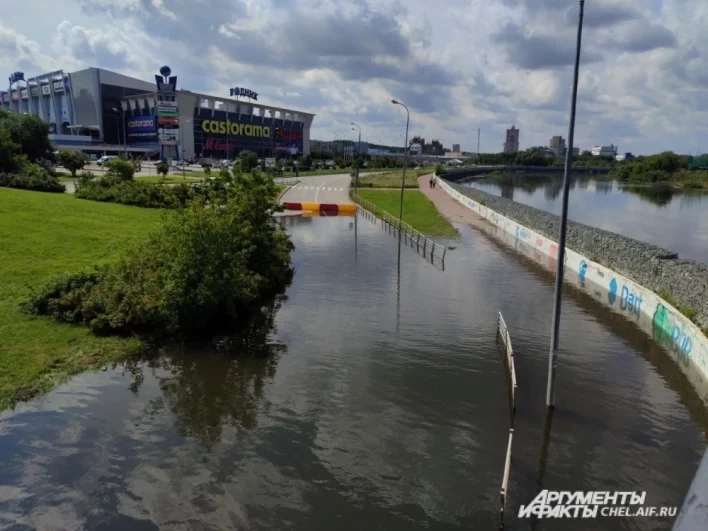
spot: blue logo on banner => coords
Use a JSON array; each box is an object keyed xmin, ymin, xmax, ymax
[
  {"xmin": 608, "ymin": 278, "xmax": 618, "ymax": 305},
  {"xmin": 578, "ymin": 260, "xmax": 588, "ymax": 288}
]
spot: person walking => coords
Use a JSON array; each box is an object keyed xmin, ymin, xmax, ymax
[{"xmin": 429, "ymin": 176, "xmax": 433, "ymax": 188}]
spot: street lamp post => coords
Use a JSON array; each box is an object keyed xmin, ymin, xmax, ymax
[
  {"xmin": 547, "ymin": 0, "xmax": 585, "ymax": 408},
  {"xmin": 112, "ymin": 107, "xmax": 127, "ymax": 156},
  {"xmin": 391, "ymin": 100, "xmax": 410, "ymax": 222},
  {"xmin": 351, "ymin": 122, "xmax": 362, "ymax": 192},
  {"xmin": 179, "ymin": 119, "xmax": 191, "ymax": 181}
]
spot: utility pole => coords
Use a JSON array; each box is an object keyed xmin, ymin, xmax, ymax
[
  {"xmin": 477, "ymin": 128, "xmax": 480, "ymax": 156},
  {"xmin": 547, "ymin": 0, "xmax": 585, "ymax": 408},
  {"xmin": 351, "ymin": 122, "xmax": 362, "ymax": 192},
  {"xmin": 392, "ymin": 99, "xmax": 410, "ymax": 222}
]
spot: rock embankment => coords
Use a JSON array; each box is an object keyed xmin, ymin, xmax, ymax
[{"xmin": 447, "ymin": 182, "xmax": 708, "ymax": 329}]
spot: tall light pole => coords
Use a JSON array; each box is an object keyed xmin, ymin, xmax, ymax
[
  {"xmin": 547, "ymin": 0, "xmax": 585, "ymax": 408},
  {"xmin": 180, "ymin": 119, "xmax": 191, "ymax": 181},
  {"xmin": 112, "ymin": 107, "xmax": 127, "ymax": 156},
  {"xmin": 392, "ymin": 99, "xmax": 410, "ymax": 222},
  {"xmin": 351, "ymin": 122, "xmax": 361, "ymax": 192}
]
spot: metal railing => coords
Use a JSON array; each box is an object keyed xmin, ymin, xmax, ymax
[
  {"xmin": 500, "ymin": 428, "xmax": 514, "ymax": 529},
  {"xmin": 497, "ymin": 311, "xmax": 518, "ymax": 530},
  {"xmin": 497, "ymin": 312, "xmax": 518, "ymax": 411},
  {"xmin": 350, "ymin": 192, "xmax": 447, "ymax": 264},
  {"xmin": 273, "ymin": 177, "xmax": 300, "ymax": 186}
]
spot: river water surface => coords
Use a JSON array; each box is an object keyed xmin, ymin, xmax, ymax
[
  {"xmin": 463, "ymin": 176, "xmax": 708, "ymax": 264},
  {"xmin": 0, "ymin": 214, "xmax": 706, "ymax": 530}
]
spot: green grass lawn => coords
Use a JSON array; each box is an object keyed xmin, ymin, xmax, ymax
[
  {"xmin": 356, "ymin": 167, "xmax": 436, "ymax": 189},
  {"xmin": 357, "ymin": 189, "xmax": 457, "ymax": 238},
  {"xmin": 0, "ymin": 188, "xmax": 164, "ymax": 410}
]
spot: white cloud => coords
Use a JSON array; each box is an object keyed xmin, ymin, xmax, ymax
[{"xmin": 0, "ymin": 0, "xmax": 706, "ymax": 154}]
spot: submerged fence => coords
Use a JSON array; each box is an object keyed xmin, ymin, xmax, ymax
[
  {"xmin": 497, "ymin": 311, "xmax": 518, "ymax": 530},
  {"xmin": 350, "ymin": 192, "xmax": 447, "ymax": 266}
]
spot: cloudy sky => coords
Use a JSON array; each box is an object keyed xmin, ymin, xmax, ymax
[{"xmin": 1, "ymin": 0, "xmax": 706, "ymax": 154}]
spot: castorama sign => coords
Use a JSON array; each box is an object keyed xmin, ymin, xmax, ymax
[{"xmin": 126, "ymin": 116, "xmax": 157, "ymax": 143}]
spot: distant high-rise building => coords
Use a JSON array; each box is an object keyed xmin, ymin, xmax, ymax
[
  {"xmin": 549, "ymin": 135, "xmax": 566, "ymax": 156},
  {"xmin": 591, "ymin": 145, "xmax": 618, "ymax": 158},
  {"xmin": 410, "ymin": 136, "xmax": 444, "ymax": 156},
  {"xmin": 503, "ymin": 126, "xmax": 519, "ymax": 153},
  {"xmin": 453, "ymin": 143, "xmax": 460, "ymax": 152}
]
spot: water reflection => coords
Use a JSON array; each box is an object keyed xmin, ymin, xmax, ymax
[
  {"xmin": 129, "ymin": 301, "xmax": 286, "ymax": 447},
  {"xmin": 464, "ymin": 174, "xmax": 708, "ymax": 263},
  {"xmin": 0, "ymin": 215, "xmax": 706, "ymax": 530},
  {"xmin": 619, "ymin": 183, "xmax": 675, "ymax": 207}
]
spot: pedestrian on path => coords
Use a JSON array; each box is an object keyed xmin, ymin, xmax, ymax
[{"xmin": 429, "ymin": 177, "xmax": 433, "ymax": 188}]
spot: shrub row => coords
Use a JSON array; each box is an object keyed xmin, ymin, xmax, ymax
[
  {"xmin": 0, "ymin": 165, "xmax": 65, "ymax": 193},
  {"xmin": 23, "ymin": 172, "xmax": 292, "ymax": 338},
  {"xmin": 76, "ymin": 174, "xmax": 195, "ymax": 208}
]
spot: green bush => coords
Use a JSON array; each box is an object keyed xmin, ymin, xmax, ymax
[
  {"xmin": 239, "ymin": 150, "xmax": 258, "ymax": 172},
  {"xmin": 435, "ymin": 164, "xmax": 446, "ymax": 175},
  {"xmin": 76, "ymin": 175, "xmax": 195, "ymax": 208},
  {"xmin": 0, "ymin": 108, "xmax": 53, "ymax": 163},
  {"xmin": 156, "ymin": 161, "xmax": 169, "ymax": 177},
  {"xmin": 105, "ymin": 159, "xmax": 135, "ymax": 181},
  {"xmin": 0, "ymin": 127, "xmax": 20, "ymax": 173},
  {"xmin": 23, "ymin": 172, "xmax": 293, "ymax": 338},
  {"xmin": 57, "ymin": 150, "xmax": 88, "ymax": 177},
  {"xmin": 0, "ymin": 163, "xmax": 65, "ymax": 193}
]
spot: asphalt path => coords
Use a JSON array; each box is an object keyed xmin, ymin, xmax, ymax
[{"xmin": 279, "ymin": 174, "xmax": 353, "ymax": 205}]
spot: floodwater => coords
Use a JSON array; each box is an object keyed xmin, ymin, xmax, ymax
[
  {"xmin": 0, "ymin": 214, "xmax": 706, "ymax": 530},
  {"xmin": 462, "ymin": 175, "xmax": 708, "ymax": 264}
]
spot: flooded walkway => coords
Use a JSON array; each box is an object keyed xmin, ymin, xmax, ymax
[{"xmin": 0, "ymin": 214, "xmax": 705, "ymax": 530}]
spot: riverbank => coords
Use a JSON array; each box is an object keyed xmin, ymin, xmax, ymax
[
  {"xmin": 437, "ymin": 175, "xmax": 708, "ymax": 405},
  {"xmin": 355, "ymin": 167, "xmax": 434, "ymax": 189},
  {"xmin": 0, "ymin": 188, "xmax": 163, "ymax": 409},
  {"xmin": 444, "ymin": 180, "xmax": 708, "ymax": 331},
  {"xmin": 356, "ymin": 188, "xmax": 457, "ymax": 238}
]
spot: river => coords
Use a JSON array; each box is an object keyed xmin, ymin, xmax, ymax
[
  {"xmin": 0, "ymin": 214, "xmax": 706, "ymax": 530},
  {"xmin": 462, "ymin": 175, "xmax": 708, "ymax": 264}
]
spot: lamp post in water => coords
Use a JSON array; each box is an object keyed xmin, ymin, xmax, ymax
[
  {"xmin": 547, "ymin": 0, "xmax": 585, "ymax": 408},
  {"xmin": 391, "ymin": 99, "xmax": 410, "ymax": 222},
  {"xmin": 351, "ymin": 122, "xmax": 361, "ymax": 192}
]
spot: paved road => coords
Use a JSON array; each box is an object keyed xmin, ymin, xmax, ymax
[{"xmin": 280, "ymin": 174, "xmax": 353, "ymax": 204}]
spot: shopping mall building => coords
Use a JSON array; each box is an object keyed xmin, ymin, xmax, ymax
[{"xmin": 1, "ymin": 67, "xmax": 314, "ymax": 159}]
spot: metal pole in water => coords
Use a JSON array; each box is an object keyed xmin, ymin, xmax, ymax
[
  {"xmin": 547, "ymin": 0, "xmax": 584, "ymax": 408},
  {"xmin": 392, "ymin": 99, "xmax": 410, "ymax": 223}
]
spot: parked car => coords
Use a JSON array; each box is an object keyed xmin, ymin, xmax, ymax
[
  {"xmin": 171, "ymin": 160, "xmax": 188, "ymax": 169},
  {"xmin": 97, "ymin": 155, "xmax": 119, "ymax": 166}
]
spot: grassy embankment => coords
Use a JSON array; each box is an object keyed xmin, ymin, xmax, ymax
[
  {"xmin": 355, "ymin": 167, "xmax": 436, "ymax": 189},
  {"xmin": 0, "ymin": 188, "xmax": 163, "ymax": 409},
  {"xmin": 357, "ymin": 189, "xmax": 457, "ymax": 238}
]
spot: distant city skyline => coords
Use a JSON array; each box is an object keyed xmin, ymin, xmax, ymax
[{"xmin": 0, "ymin": 0, "xmax": 702, "ymax": 155}]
